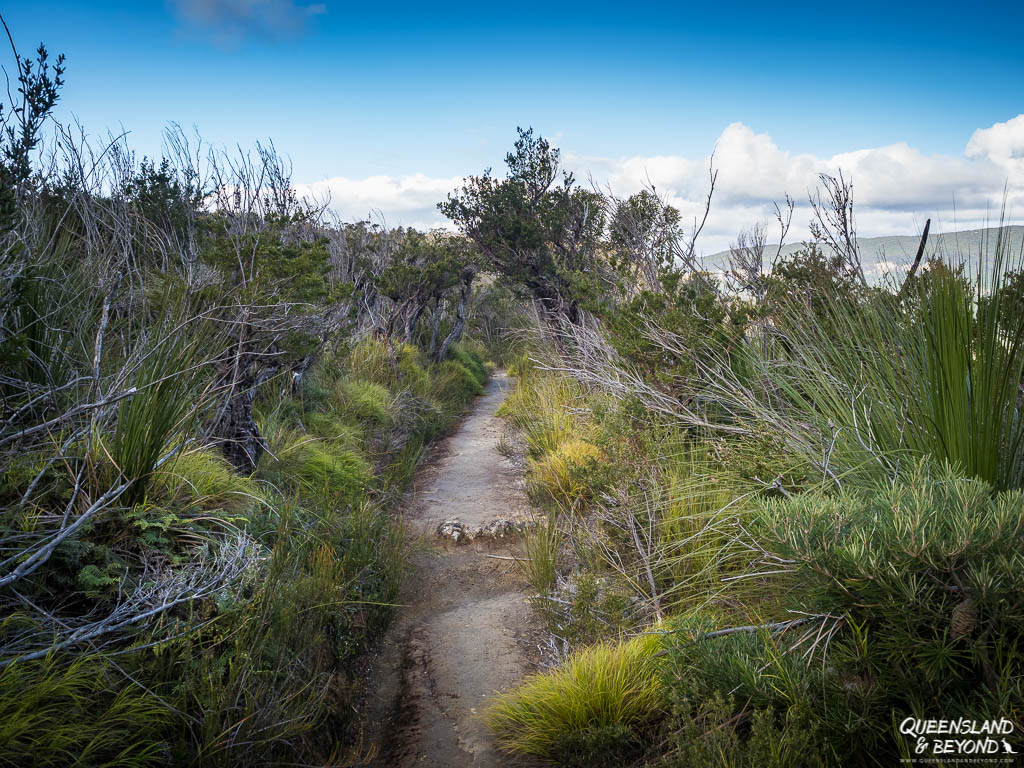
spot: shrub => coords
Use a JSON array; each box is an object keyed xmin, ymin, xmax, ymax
[
  {"xmin": 484, "ymin": 632, "xmax": 662, "ymax": 765},
  {"xmin": 756, "ymin": 458, "xmax": 1024, "ymax": 722},
  {"xmin": 660, "ymin": 458, "xmax": 1024, "ymax": 764}
]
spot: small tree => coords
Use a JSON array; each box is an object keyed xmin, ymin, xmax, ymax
[{"xmin": 440, "ymin": 127, "xmax": 605, "ymax": 326}]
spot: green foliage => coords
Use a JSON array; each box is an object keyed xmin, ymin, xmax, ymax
[
  {"xmin": 374, "ymin": 229, "xmax": 478, "ymax": 342},
  {"xmin": 758, "ymin": 459, "xmax": 1024, "ymax": 711},
  {"xmin": 432, "ymin": 360, "xmax": 484, "ymax": 404},
  {"xmin": 449, "ymin": 341, "xmax": 489, "ymax": 387},
  {"xmin": 0, "ymin": 42, "xmax": 65, "ymax": 195},
  {"xmin": 528, "ymin": 438, "xmax": 608, "ymax": 509},
  {"xmin": 118, "ymin": 157, "xmax": 203, "ymax": 246},
  {"xmin": 607, "ymin": 190, "xmax": 681, "ymax": 289},
  {"xmin": 662, "ymin": 692, "xmax": 831, "ymax": 768},
  {"xmin": 152, "ymin": 447, "xmax": 263, "ymax": 514},
  {"xmin": 657, "ymin": 459, "xmax": 1024, "ymax": 765},
  {"xmin": 485, "ymin": 633, "xmax": 662, "ymax": 765},
  {"xmin": 760, "ymin": 245, "xmax": 1024, "ymax": 490},
  {"xmin": 110, "ymin": 321, "xmax": 203, "ymax": 506},
  {"xmin": 441, "ymin": 127, "xmax": 605, "ymax": 323},
  {"xmin": 604, "ymin": 270, "xmax": 746, "ymax": 391},
  {"xmin": 497, "ymin": 374, "xmax": 581, "ymax": 458},
  {"xmin": 762, "ymin": 242, "xmax": 862, "ymax": 324},
  {"xmin": 522, "ymin": 510, "xmax": 563, "ymax": 595},
  {"xmin": 333, "ymin": 377, "xmax": 394, "ymax": 429},
  {"xmin": 270, "ymin": 434, "xmax": 372, "ymax": 507},
  {"xmin": 0, "ymin": 652, "xmax": 170, "ymax": 767}
]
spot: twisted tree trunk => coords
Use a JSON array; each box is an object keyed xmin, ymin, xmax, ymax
[{"xmin": 434, "ymin": 275, "xmax": 473, "ymax": 362}]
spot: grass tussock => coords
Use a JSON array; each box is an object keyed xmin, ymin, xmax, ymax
[
  {"xmin": 153, "ymin": 447, "xmax": 264, "ymax": 514},
  {"xmin": 484, "ymin": 633, "xmax": 663, "ymax": 765},
  {"xmin": 528, "ymin": 438, "xmax": 608, "ymax": 508},
  {"xmin": 0, "ymin": 652, "xmax": 171, "ymax": 767}
]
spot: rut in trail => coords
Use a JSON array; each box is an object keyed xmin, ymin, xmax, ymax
[{"xmin": 362, "ymin": 373, "xmax": 542, "ymax": 767}]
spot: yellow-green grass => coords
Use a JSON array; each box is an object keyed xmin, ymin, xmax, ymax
[
  {"xmin": 528, "ymin": 439, "xmax": 607, "ymax": 508},
  {"xmin": 484, "ymin": 632, "xmax": 662, "ymax": 760}
]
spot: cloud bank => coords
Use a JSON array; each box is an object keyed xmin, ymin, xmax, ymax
[
  {"xmin": 169, "ymin": 0, "xmax": 326, "ymax": 44},
  {"xmin": 292, "ymin": 173, "xmax": 464, "ymax": 232},
  {"xmin": 297, "ymin": 115, "xmax": 1024, "ymax": 253}
]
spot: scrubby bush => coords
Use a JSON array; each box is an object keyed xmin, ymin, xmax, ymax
[{"xmin": 658, "ymin": 458, "xmax": 1024, "ymax": 764}]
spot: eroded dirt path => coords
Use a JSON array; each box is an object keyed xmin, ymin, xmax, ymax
[{"xmin": 362, "ymin": 373, "xmax": 541, "ymax": 767}]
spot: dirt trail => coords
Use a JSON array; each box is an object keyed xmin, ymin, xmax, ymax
[{"xmin": 362, "ymin": 373, "xmax": 541, "ymax": 767}]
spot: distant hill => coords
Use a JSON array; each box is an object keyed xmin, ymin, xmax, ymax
[{"xmin": 704, "ymin": 225, "xmax": 1024, "ymax": 282}]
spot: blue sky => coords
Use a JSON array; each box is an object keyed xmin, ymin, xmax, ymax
[{"xmin": 4, "ymin": 1, "xmax": 1024, "ymax": 250}]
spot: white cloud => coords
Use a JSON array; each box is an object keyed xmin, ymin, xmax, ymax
[
  {"xmin": 296, "ymin": 116, "xmax": 1024, "ymax": 254},
  {"xmin": 293, "ymin": 173, "xmax": 463, "ymax": 231},
  {"xmin": 169, "ymin": 0, "xmax": 326, "ymax": 44},
  {"xmin": 966, "ymin": 114, "xmax": 1024, "ymax": 181}
]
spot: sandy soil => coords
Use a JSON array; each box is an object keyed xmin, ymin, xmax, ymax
[{"xmin": 360, "ymin": 374, "xmax": 542, "ymax": 767}]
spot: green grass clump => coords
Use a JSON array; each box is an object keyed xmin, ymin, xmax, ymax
[
  {"xmin": 110, "ymin": 324, "xmax": 203, "ymax": 506},
  {"xmin": 396, "ymin": 343, "xmax": 431, "ymax": 394},
  {"xmin": 153, "ymin": 447, "xmax": 263, "ymax": 514},
  {"xmin": 345, "ymin": 337, "xmax": 397, "ymax": 385},
  {"xmin": 450, "ymin": 341, "xmax": 488, "ymax": 387},
  {"xmin": 258, "ymin": 427, "xmax": 372, "ymax": 508},
  {"xmin": 0, "ymin": 652, "xmax": 170, "ymax": 767},
  {"xmin": 528, "ymin": 438, "xmax": 608, "ymax": 508},
  {"xmin": 484, "ymin": 633, "xmax": 662, "ymax": 765},
  {"xmin": 522, "ymin": 510, "xmax": 563, "ymax": 594},
  {"xmin": 344, "ymin": 338, "xmax": 428, "ymax": 392},
  {"xmin": 302, "ymin": 411, "xmax": 363, "ymax": 447},
  {"xmin": 506, "ymin": 351, "xmax": 537, "ymax": 381},
  {"xmin": 432, "ymin": 360, "xmax": 484, "ymax": 405},
  {"xmin": 497, "ymin": 376, "xmax": 580, "ymax": 459},
  {"xmin": 289, "ymin": 440, "xmax": 372, "ymax": 506},
  {"xmin": 333, "ymin": 377, "xmax": 394, "ymax": 429}
]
